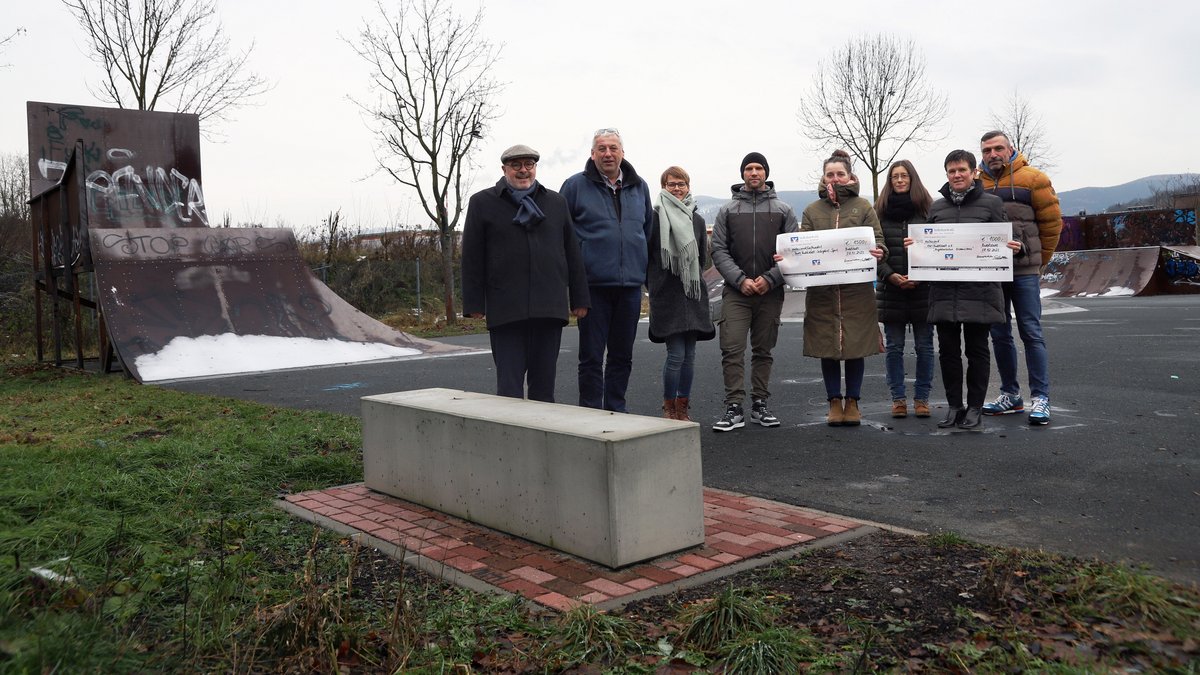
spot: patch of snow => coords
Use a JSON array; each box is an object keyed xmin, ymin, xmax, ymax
[
  {"xmin": 1099, "ymin": 286, "xmax": 1136, "ymax": 297},
  {"xmin": 135, "ymin": 334, "xmax": 421, "ymax": 382}
]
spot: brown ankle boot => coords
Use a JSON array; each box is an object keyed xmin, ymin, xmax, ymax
[
  {"xmin": 675, "ymin": 397, "xmax": 692, "ymax": 422},
  {"xmin": 663, "ymin": 398, "xmax": 677, "ymax": 419},
  {"xmin": 913, "ymin": 399, "xmax": 931, "ymax": 418},
  {"xmin": 827, "ymin": 397, "xmax": 845, "ymax": 426},
  {"xmin": 843, "ymin": 398, "xmax": 862, "ymax": 426},
  {"xmin": 891, "ymin": 399, "xmax": 908, "ymax": 418}
]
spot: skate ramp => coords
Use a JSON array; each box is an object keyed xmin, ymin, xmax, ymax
[
  {"xmin": 1040, "ymin": 247, "xmax": 1161, "ymax": 298},
  {"xmin": 90, "ymin": 228, "xmax": 472, "ymax": 382},
  {"xmin": 1160, "ymin": 246, "xmax": 1200, "ymax": 293}
]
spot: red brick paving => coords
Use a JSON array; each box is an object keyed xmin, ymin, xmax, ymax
[{"xmin": 281, "ymin": 484, "xmax": 864, "ymax": 611}]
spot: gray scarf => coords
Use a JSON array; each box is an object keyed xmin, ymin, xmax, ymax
[
  {"xmin": 948, "ymin": 183, "xmax": 975, "ymax": 205},
  {"xmin": 506, "ymin": 181, "xmax": 544, "ymax": 229},
  {"xmin": 654, "ymin": 190, "xmax": 702, "ymax": 300}
]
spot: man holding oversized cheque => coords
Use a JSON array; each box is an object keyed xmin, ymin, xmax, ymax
[{"xmin": 903, "ymin": 150, "xmax": 1020, "ymax": 432}]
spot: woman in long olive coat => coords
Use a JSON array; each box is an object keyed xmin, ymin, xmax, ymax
[{"xmin": 799, "ymin": 150, "xmax": 886, "ymax": 427}]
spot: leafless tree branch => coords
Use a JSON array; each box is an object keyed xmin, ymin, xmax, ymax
[
  {"xmin": 797, "ymin": 34, "xmax": 948, "ymax": 201},
  {"xmin": 988, "ymin": 88, "xmax": 1057, "ymax": 172},
  {"xmin": 1, "ymin": 26, "xmax": 26, "ymax": 67},
  {"xmin": 347, "ymin": 0, "xmax": 501, "ymax": 324},
  {"xmin": 60, "ymin": 0, "xmax": 270, "ymax": 137}
]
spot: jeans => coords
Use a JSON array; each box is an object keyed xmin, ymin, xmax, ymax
[
  {"xmin": 991, "ymin": 273, "xmax": 1049, "ymax": 399},
  {"xmin": 577, "ymin": 285, "xmax": 642, "ymax": 412},
  {"xmin": 820, "ymin": 358, "xmax": 865, "ymax": 400},
  {"xmin": 662, "ymin": 333, "xmax": 697, "ymax": 399},
  {"xmin": 718, "ymin": 286, "xmax": 784, "ymax": 405},
  {"xmin": 883, "ymin": 321, "xmax": 935, "ymax": 401},
  {"xmin": 936, "ymin": 322, "xmax": 991, "ymax": 409},
  {"xmin": 489, "ymin": 319, "xmax": 563, "ymax": 402}
]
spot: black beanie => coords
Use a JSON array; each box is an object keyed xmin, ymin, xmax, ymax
[{"xmin": 740, "ymin": 152, "xmax": 769, "ymax": 179}]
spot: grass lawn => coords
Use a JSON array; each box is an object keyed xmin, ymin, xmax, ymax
[{"xmin": 1, "ymin": 361, "xmax": 1197, "ymax": 672}]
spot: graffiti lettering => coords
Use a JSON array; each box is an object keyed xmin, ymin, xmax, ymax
[
  {"xmin": 85, "ymin": 150, "xmax": 208, "ymax": 226},
  {"xmin": 200, "ymin": 235, "xmax": 253, "ymax": 256},
  {"xmin": 100, "ymin": 232, "xmax": 190, "ymax": 256}
]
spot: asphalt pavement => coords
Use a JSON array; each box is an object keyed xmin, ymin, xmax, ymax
[{"xmin": 165, "ymin": 295, "xmax": 1200, "ymax": 584}]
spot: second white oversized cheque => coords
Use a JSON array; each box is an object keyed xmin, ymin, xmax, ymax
[
  {"xmin": 775, "ymin": 226, "xmax": 877, "ymax": 289},
  {"xmin": 907, "ymin": 222, "xmax": 1013, "ymax": 282}
]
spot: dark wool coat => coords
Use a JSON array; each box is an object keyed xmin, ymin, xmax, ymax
[
  {"xmin": 925, "ymin": 182, "xmax": 1007, "ymax": 325},
  {"xmin": 647, "ymin": 209, "xmax": 716, "ymax": 343},
  {"xmin": 799, "ymin": 182, "xmax": 886, "ymax": 360},
  {"xmin": 461, "ymin": 179, "xmax": 590, "ymax": 329},
  {"xmin": 876, "ymin": 207, "xmax": 930, "ymax": 325}
]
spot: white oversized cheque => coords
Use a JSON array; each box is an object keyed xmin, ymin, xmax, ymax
[
  {"xmin": 907, "ymin": 222, "xmax": 1013, "ymax": 282},
  {"xmin": 775, "ymin": 227, "xmax": 877, "ymax": 289}
]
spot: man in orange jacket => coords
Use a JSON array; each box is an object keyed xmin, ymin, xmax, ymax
[{"xmin": 977, "ymin": 130, "xmax": 1062, "ymax": 425}]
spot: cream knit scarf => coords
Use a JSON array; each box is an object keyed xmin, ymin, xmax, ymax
[{"xmin": 654, "ymin": 190, "xmax": 702, "ymax": 300}]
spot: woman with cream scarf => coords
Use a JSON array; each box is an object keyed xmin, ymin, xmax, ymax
[{"xmin": 647, "ymin": 166, "xmax": 715, "ymax": 421}]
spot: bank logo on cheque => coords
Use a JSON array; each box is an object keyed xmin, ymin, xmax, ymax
[
  {"xmin": 944, "ymin": 253, "xmax": 955, "ymax": 260},
  {"xmin": 923, "ymin": 228, "xmax": 934, "ymax": 235},
  {"xmin": 789, "ymin": 236, "xmax": 800, "ymax": 243}
]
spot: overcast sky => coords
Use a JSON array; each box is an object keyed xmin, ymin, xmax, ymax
[{"xmin": 3, "ymin": 0, "xmax": 1197, "ymax": 234}]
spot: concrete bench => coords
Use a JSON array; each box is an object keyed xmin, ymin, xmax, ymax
[{"xmin": 362, "ymin": 388, "xmax": 704, "ymax": 568}]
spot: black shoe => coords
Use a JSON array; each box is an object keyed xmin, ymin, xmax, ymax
[
  {"xmin": 937, "ymin": 407, "xmax": 966, "ymax": 428},
  {"xmin": 957, "ymin": 407, "xmax": 983, "ymax": 430}
]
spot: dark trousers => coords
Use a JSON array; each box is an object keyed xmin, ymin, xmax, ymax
[
  {"xmin": 577, "ymin": 286, "xmax": 641, "ymax": 411},
  {"xmin": 935, "ymin": 322, "xmax": 992, "ymax": 409},
  {"xmin": 489, "ymin": 319, "xmax": 563, "ymax": 403}
]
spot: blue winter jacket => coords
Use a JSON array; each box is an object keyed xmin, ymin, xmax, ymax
[{"xmin": 559, "ymin": 158, "xmax": 653, "ymax": 287}]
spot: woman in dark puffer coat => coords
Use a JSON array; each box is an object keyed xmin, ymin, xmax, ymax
[
  {"xmin": 914, "ymin": 149, "xmax": 1020, "ymax": 431},
  {"xmin": 875, "ymin": 160, "xmax": 934, "ymax": 419}
]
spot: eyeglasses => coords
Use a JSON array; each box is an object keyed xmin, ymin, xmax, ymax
[
  {"xmin": 665, "ymin": 181, "xmax": 688, "ymax": 189},
  {"xmin": 505, "ymin": 160, "xmax": 536, "ymax": 170}
]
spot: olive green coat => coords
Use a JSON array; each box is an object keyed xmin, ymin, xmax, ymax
[{"xmin": 799, "ymin": 182, "xmax": 886, "ymax": 360}]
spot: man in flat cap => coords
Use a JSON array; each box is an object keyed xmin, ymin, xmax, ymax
[
  {"xmin": 462, "ymin": 144, "xmax": 590, "ymax": 402},
  {"xmin": 559, "ymin": 128, "xmax": 653, "ymax": 412}
]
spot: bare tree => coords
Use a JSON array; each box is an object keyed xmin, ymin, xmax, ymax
[
  {"xmin": 349, "ymin": 0, "xmax": 501, "ymax": 325},
  {"xmin": 60, "ymin": 0, "xmax": 269, "ymax": 132},
  {"xmin": 797, "ymin": 34, "xmax": 948, "ymax": 201},
  {"xmin": 988, "ymin": 89, "xmax": 1056, "ymax": 171},
  {"xmin": 0, "ymin": 153, "xmax": 29, "ymax": 224}
]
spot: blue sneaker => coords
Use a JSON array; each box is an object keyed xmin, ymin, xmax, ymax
[
  {"xmin": 1028, "ymin": 396, "xmax": 1050, "ymax": 425},
  {"xmin": 982, "ymin": 393, "xmax": 1024, "ymax": 416}
]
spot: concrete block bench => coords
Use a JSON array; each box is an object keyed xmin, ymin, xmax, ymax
[{"xmin": 362, "ymin": 388, "xmax": 704, "ymax": 568}]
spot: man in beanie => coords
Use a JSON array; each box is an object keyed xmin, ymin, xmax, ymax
[
  {"xmin": 462, "ymin": 144, "xmax": 590, "ymax": 402},
  {"xmin": 560, "ymin": 128, "xmax": 653, "ymax": 412},
  {"xmin": 709, "ymin": 153, "xmax": 798, "ymax": 431}
]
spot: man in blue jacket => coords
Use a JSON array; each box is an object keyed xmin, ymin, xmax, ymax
[{"xmin": 560, "ymin": 128, "xmax": 653, "ymax": 412}]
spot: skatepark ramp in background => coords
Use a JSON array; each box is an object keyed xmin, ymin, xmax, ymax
[
  {"xmin": 27, "ymin": 101, "xmax": 473, "ymax": 382},
  {"xmin": 1040, "ymin": 246, "xmax": 1200, "ymax": 298},
  {"xmin": 89, "ymin": 228, "xmax": 471, "ymax": 383}
]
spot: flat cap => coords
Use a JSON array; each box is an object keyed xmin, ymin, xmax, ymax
[{"xmin": 501, "ymin": 144, "xmax": 540, "ymax": 163}]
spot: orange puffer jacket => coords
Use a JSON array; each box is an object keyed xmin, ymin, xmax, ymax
[{"xmin": 978, "ymin": 154, "xmax": 1062, "ymax": 273}]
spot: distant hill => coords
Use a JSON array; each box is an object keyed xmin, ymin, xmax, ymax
[
  {"xmin": 1057, "ymin": 174, "xmax": 1198, "ymax": 215},
  {"xmin": 691, "ymin": 175, "xmax": 1198, "ymax": 222}
]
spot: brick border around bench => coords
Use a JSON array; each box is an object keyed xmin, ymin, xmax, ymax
[{"xmin": 279, "ymin": 484, "xmax": 875, "ymax": 611}]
